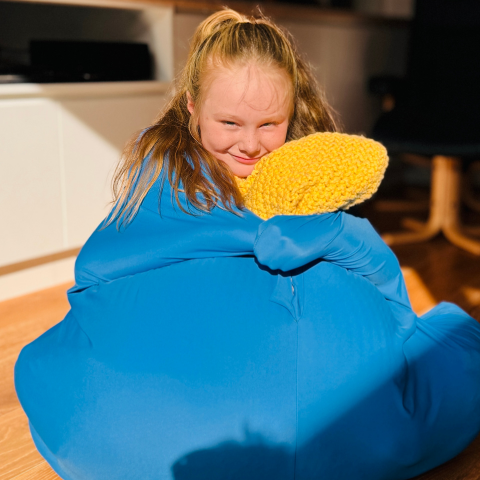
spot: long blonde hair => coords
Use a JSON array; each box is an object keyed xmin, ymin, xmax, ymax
[{"xmin": 108, "ymin": 8, "xmax": 337, "ymax": 228}]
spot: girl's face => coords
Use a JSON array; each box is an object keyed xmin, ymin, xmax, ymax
[{"xmin": 187, "ymin": 63, "xmax": 292, "ymax": 177}]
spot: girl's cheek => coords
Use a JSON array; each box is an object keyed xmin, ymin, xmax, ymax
[
  {"xmin": 217, "ymin": 128, "xmax": 239, "ymax": 147},
  {"xmin": 262, "ymin": 128, "xmax": 288, "ymax": 149}
]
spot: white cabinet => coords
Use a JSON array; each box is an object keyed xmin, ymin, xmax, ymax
[
  {"xmin": 0, "ymin": 85, "xmax": 169, "ymax": 268},
  {"xmin": 0, "ymin": 98, "xmax": 64, "ymax": 266},
  {"xmin": 0, "ymin": 84, "xmax": 169, "ymax": 300}
]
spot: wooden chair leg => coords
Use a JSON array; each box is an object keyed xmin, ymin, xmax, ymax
[
  {"xmin": 463, "ymin": 161, "xmax": 480, "ymax": 213},
  {"xmin": 382, "ymin": 156, "xmax": 446, "ymax": 245},
  {"xmin": 382, "ymin": 156, "xmax": 480, "ymax": 255},
  {"xmin": 441, "ymin": 158, "xmax": 480, "ymax": 255},
  {"xmin": 374, "ymin": 154, "xmax": 430, "ymax": 214}
]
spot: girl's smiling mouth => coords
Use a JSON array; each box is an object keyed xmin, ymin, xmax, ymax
[{"xmin": 230, "ymin": 154, "xmax": 263, "ymax": 165}]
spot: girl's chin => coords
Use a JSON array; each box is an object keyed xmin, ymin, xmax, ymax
[
  {"xmin": 217, "ymin": 158, "xmax": 256, "ymax": 177},
  {"xmin": 214, "ymin": 155, "xmax": 257, "ymax": 178},
  {"xmin": 230, "ymin": 164, "xmax": 256, "ymax": 178}
]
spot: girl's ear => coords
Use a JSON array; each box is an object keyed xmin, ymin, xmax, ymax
[{"xmin": 186, "ymin": 91, "xmax": 195, "ymax": 115}]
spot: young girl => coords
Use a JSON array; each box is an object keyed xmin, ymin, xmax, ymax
[
  {"xmin": 107, "ymin": 8, "xmax": 335, "ymax": 227},
  {"xmin": 15, "ymin": 9, "xmax": 480, "ymax": 480}
]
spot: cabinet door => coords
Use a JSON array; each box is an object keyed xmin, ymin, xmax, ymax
[
  {"xmin": 61, "ymin": 94, "xmax": 168, "ymax": 247},
  {"xmin": 0, "ymin": 98, "xmax": 64, "ymax": 266}
]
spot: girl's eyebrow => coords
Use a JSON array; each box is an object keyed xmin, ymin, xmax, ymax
[
  {"xmin": 213, "ymin": 112, "xmax": 286, "ymax": 122},
  {"xmin": 211, "ymin": 110, "xmax": 243, "ymax": 120},
  {"xmin": 215, "ymin": 113, "xmax": 242, "ymax": 120}
]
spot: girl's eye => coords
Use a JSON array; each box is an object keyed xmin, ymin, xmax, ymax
[
  {"xmin": 261, "ymin": 122, "xmax": 275, "ymax": 127},
  {"xmin": 223, "ymin": 121, "xmax": 237, "ymax": 126}
]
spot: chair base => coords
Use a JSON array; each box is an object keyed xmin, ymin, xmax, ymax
[
  {"xmin": 382, "ymin": 156, "xmax": 480, "ymax": 255},
  {"xmin": 373, "ymin": 153, "xmax": 433, "ymax": 213},
  {"xmin": 374, "ymin": 199, "xmax": 430, "ymax": 213},
  {"xmin": 463, "ymin": 161, "xmax": 480, "ymax": 214}
]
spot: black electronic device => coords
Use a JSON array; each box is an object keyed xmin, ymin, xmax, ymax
[{"xmin": 29, "ymin": 40, "xmax": 153, "ymax": 83}]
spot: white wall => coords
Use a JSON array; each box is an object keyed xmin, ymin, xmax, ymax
[
  {"xmin": 354, "ymin": 0, "xmax": 414, "ymax": 18},
  {"xmin": 284, "ymin": 20, "xmax": 408, "ymax": 133}
]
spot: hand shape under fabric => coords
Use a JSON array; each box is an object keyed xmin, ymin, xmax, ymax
[{"xmin": 236, "ymin": 131, "xmax": 410, "ymax": 313}]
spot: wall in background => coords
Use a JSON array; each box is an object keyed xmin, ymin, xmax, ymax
[
  {"xmin": 354, "ymin": 0, "xmax": 414, "ymax": 18},
  {"xmin": 175, "ymin": 12, "xmax": 409, "ymax": 134}
]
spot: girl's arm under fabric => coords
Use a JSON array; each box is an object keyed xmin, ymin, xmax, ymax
[
  {"xmin": 73, "ymin": 179, "xmax": 263, "ymax": 291},
  {"xmin": 74, "ymin": 176, "xmax": 409, "ymax": 311},
  {"xmin": 254, "ymin": 213, "xmax": 412, "ymax": 311}
]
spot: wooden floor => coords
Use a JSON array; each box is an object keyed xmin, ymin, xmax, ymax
[
  {"xmin": 0, "ymin": 283, "xmax": 70, "ymax": 480},
  {"xmin": 1, "ymin": 196, "xmax": 480, "ymax": 479}
]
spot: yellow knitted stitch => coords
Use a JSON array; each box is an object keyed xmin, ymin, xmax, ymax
[{"xmin": 236, "ymin": 132, "xmax": 388, "ymax": 220}]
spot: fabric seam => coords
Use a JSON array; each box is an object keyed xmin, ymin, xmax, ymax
[{"xmin": 294, "ymin": 318, "xmax": 299, "ymax": 480}]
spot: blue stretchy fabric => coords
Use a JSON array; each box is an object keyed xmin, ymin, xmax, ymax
[{"xmin": 14, "ymin": 172, "xmax": 480, "ymax": 480}]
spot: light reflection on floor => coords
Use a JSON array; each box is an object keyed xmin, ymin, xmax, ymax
[{"xmin": 401, "ymin": 267, "xmax": 437, "ymax": 316}]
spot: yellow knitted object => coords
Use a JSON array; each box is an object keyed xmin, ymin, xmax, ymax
[{"xmin": 236, "ymin": 132, "xmax": 388, "ymax": 220}]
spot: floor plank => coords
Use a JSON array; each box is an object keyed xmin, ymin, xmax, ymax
[
  {"xmin": 401, "ymin": 266, "xmax": 438, "ymax": 315},
  {"xmin": 0, "ymin": 284, "xmax": 70, "ymax": 480},
  {"xmin": 0, "ymin": 407, "xmax": 59, "ymax": 480},
  {"xmin": 10, "ymin": 463, "xmax": 61, "ymax": 480},
  {"xmin": 0, "ymin": 284, "xmax": 72, "ymax": 417},
  {"xmin": 392, "ymin": 239, "xmax": 480, "ymax": 321},
  {"xmin": 411, "ymin": 433, "xmax": 480, "ymax": 480}
]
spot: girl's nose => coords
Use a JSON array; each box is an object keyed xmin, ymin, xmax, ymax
[{"xmin": 238, "ymin": 131, "xmax": 261, "ymax": 158}]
